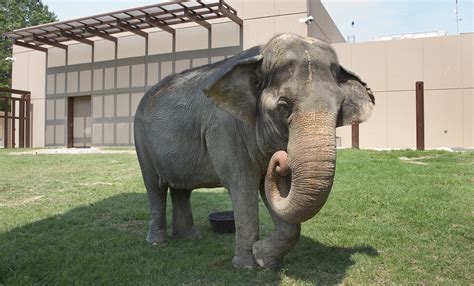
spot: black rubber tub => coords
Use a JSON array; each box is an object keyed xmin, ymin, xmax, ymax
[{"xmin": 208, "ymin": 211, "xmax": 235, "ymax": 233}]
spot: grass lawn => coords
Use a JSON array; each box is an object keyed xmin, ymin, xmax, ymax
[{"xmin": 0, "ymin": 148, "xmax": 472, "ymax": 285}]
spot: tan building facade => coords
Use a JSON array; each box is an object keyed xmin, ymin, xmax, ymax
[
  {"xmin": 10, "ymin": 0, "xmax": 344, "ymax": 148},
  {"xmin": 333, "ymin": 33, "xmax": 473, "ymax": 149},
  {"xmin": 8, "ymin": 1, "xmax": 473, "ymax": 149}
]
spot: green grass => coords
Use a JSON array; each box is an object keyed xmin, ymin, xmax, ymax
[{"xmin": 0, "ymin": 148, "xmax": 472, "ymax": 285}]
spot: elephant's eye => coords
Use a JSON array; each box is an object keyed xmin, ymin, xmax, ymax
[{"xmin": 277, "ymin": 97, "xmax": 292, "ymax": 118}]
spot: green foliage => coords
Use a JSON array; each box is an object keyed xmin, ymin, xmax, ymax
[
  {"xmin": 0, "ymin": 149, "xmax": 472, "ymax": 284},
  {"xmin": 0, "ymin": 0, "xmax": 57, "ymax": 89}
]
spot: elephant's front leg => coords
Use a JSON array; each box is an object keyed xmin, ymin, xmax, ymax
[
  {"xmin": 253, "ymin": 188, "xmax": 301, "ymax": 269},
  {"xmin": 229, "ymin": 183, "xmax": 260, "ymax": 269}
]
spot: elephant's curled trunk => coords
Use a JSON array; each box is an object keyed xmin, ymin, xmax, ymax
[{"xmin": 265, "ymin": 112, "xmax": 337, "ymax": 223}]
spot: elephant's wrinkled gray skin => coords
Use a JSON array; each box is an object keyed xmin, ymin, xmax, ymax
[{"xmin": 134, "ymin": 34, "xmax": 374, "ymax": 269}]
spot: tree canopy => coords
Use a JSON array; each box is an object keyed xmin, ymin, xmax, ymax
[{"xmin": 0, "ymin": 0, "xmax": 58, "ymax": 89}]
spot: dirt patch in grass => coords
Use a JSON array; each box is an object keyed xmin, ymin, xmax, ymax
[
  {"xmin": 399, "ymin": 155, "xmax": 439, "ymax": 165},
  {"xmin": 0, "ymin": 195, "xmax": 44, "ymax": 207}
]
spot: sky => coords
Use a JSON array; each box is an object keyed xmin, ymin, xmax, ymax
[{"xmin": 42, "ymin": 0, "xmax": 473, "ymax": 42}]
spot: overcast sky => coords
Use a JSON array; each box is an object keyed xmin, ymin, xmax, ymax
[{"xmin": 42, "ymin": 0, "xmax": 473, "ymax": 42}]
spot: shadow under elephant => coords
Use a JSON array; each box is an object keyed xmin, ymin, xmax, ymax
[{"xmin": 0, "ymin": 191, "xmax": 378, "ymax": 285}]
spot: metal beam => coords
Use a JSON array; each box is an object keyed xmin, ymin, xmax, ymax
[
  {"xmin": 144, "ymin": 15, "xmax": 175, "ymax": 34},
  {"xmin": 184, "ymin": 10, "xmax": 211, "ymax": 30},
  {"xmin": 218, "ymin": 5, "xmax": 243, "ymax": 26},
  {"xmin": 117, "ymin": 21, "xmax": 148, "ymax": 38},
  {"xmin": 85, "ymin": 28, "xmax": 117, "ymax": 43},
  {"xmin": 33, "ymin": 36, "xmax": 68, "ymax": 50},
  {"xmin": 13, "ymin": 40, "xmax": 48, "ymax": 53},
  {"xmin": 61, "ymin": 31, "xmax": 94, "ymax": 46}
]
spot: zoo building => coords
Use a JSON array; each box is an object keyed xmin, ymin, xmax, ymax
[{"xmin": 3, "ymin": 0, "xmax": 473, "ymax": 150}]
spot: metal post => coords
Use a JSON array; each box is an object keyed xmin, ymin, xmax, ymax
[
  {"xmin": 416, "ymin": 81, "xmax": 425, "ymax": 150},
  {"xmin": 352, "ymin": 124, "xmax": 359, "ymax": 149}
]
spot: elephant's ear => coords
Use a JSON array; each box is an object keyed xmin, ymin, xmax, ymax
[
  {"xmin": 336, "ymin": 66, "xmax": 375, "ymax": 127},
  {"xmin": 203, "ymin": 46, "xmax": 263, "ymax": 125}
]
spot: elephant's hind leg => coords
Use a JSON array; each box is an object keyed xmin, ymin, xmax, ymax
[
  {"xmin": 253, "ymin": 189, "xmax": 301, "ymax": 269},
  {"xmin": 170, "ymin": 188, "xmax": 202, "ymax": 240},
  {"xmin": 136, "ymin": 148, "xmax": 169, "ymax": 246}
]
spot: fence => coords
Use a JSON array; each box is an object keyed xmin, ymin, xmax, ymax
[{"xmin": 0, "ymin": 88, "xmax": 31, "ymax": 148}]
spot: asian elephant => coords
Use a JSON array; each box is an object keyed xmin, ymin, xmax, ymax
[{"xmin": 134, "ymin": 33, "xmax": 374, "ymax": 269}]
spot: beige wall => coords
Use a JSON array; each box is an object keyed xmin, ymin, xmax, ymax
[
  {"xmin": 308, "ymin": 0, "xmax": 345, "ymax": 43},
  {"xmin": 333, "ymin": 33, "xmax": 474, "ymax": 149},
  {"xmin": 233, "ymin": 0, "xmax": 344, "ymax": 48},
  {"xmin": 11, "ymin": 45, "xmax": 46, "ymax": 148},
  {"xmin": 11, "ymin": 0, "xmax": 346, "ymax": 147}
]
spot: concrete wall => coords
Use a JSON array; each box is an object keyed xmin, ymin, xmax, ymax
[
  {"xmin": 230, "ymin": 0, "xmax": 344, "ymax": 48},
  {"xmin": 42, "ymin": 21, "xmax": 242, "ymax": 147},
  {"xmin": 11, "ymin": 0, "xmax": 346, "ymax": 147},
  {"xmin": 11, "ymin": 45, "xmax": 46, "ymax": 148},
  {"xmin": 308, "ymin": 0, "xmax": 345, "ymax": 43},
  {"xmin": 333, "ymin": 33, "xmax": 473, "ymax": 149}
]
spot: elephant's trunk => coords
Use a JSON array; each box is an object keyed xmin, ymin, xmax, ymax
[{"xmin": 265, "ymin": 111, "xmax": 337, "ymax": 223}]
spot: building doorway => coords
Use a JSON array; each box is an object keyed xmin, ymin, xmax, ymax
[{"xmin": 67, "ymin": 96, "xmax": 91, "ymax": 148}]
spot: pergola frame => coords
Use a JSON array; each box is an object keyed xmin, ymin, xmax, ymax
[
  {"xmin": 4, "ymin": 1, "xmax": 243, "ymax": 148},
  {"xmin": 4, "ymin": 0, "xmax": 241, "ymax": 51}
]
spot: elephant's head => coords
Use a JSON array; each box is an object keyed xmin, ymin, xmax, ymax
[{"xmin": 204, "ymin": 34, "xmax": 374, "ymax": 223}]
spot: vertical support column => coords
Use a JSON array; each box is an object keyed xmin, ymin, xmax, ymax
[
  {"xmin": 3, "ymin": 97, "xmax": 8, "ymax": 148},
  {"xmin": 239, "ymin": 23, "xmax": 243, "ymax": 51},
  {"xmin": 144, "ymin": 34, "xmax": 149, "ymax": 88},
  {"xmin": 208, "ymin": 27, "xmax": 212, "ymax": 64},
  {"xmin": 11, "ymin": 99, "xmax": 15, "ymax": 148},
  {"xmin": 26, "ymin": 93, "xmax": 31, "ymax": 148},
  {"xmin": 113, "ymin": 38, "xmax": 118, "ymax": 146},
  {"xmin": 64, "ymin": 46, "xmax": 69, "ymax": 147},
  {"xmin": 172, "ymin": 33, "xmax": 176, "ymax": 74},
  {"xmin": 90, "ymin": 43, "xmax": 95, "ymax": 148},
  {"xmin": 416, "ymin": 81, "xmax": 425, "ymax": 151},
  {"xmin": 67, "ymin": 97, "xmax": 74, "ymax": 148},
  {"xmin": 44, "ymin": 51, "xmax": 49, "ymax": 147},
  {"xmin": 19, "ymin": 95, "xmax": 24, "ymax": 148},
  {"xmin": 352, "ymin": 124, "xmax": 359, "ymax": 149}
]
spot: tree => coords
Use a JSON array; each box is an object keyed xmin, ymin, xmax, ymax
[{"xmin": 0, "ymin": 0, "xmax": 57, "ymax": 90}]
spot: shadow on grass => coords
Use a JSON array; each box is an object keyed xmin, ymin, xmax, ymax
[{"xmin": 0, "ymin": 192, "xmax": 378, "ymax": 285}]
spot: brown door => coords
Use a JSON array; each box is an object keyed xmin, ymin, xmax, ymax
[{"xmin": 67, "ymin": 96, "xmax": 91, "ymax": 148}]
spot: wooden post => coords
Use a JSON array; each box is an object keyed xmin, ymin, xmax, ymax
[
  {"xmin": 11, "ymin": 99, "xmax": 15, "ymax": 148},
  {"xmin": 26, "ymin": 93, "xmax": 31, "ymax": 148},
  {"xmin": 19, "ymin": 95, "xmax": 24, "ymax": 148},
  {"xmin": 416, "ymin": 81, "xmax": 425, "ymax": 150},
  {"xmin": 3, "ymin": 97, "xmax": 7, "ymax": 148},
  {"xmin": 352, "ymin": 123, "xmax": 359, "ymax": 149},
  {"xmin": 67, "ymin": 97, "xmax": 74, "ymax": 148}
]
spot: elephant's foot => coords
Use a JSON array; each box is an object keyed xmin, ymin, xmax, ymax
[
  {"xmin": 252, "ymin": 239, "xmax": 284, "ymax": 269},
  {"xmin": 146, "ymin": 221, "xmax": 168, "ymax": 247},
  {"xmin": 172, "ymin": 225, "xmax": 202, "ymax": 240},
  {"xmin": 232, "ymin": 254, "xmax": 257, "ymax": 269},
  {"xmin": 146, "ymin": 228, "xmax": 168, "ymax": 247}
]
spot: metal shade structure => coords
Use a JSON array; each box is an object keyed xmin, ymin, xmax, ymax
[{"xmin": 3, "ymin": 0, "xmax": 242, "ymax": 52}]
